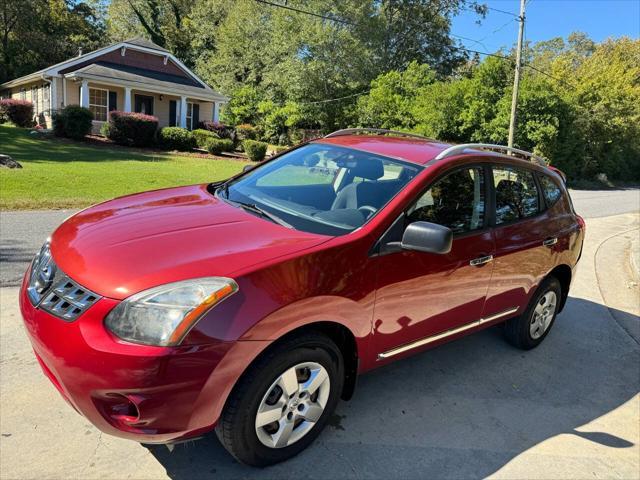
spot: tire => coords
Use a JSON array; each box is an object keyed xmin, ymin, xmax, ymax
[
  {"xmin": 215, "ymin": 332, "xmax": 344, "ymax": 467},
  {"xmin": 504, "ymin": 276, "xmax": 562, "ymax": 350}
]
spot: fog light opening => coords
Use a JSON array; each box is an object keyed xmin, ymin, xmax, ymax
[{"xmin": 106, "ymin": 394, "xmax": 141, "ymax": 425}]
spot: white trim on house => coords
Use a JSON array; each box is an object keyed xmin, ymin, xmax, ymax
[
  {"xmin": 64, "ymin": 71, "xmax": 227, "ymax": 103},
  {"xmin": 0, "ymin": 39, "xmax": 227, "ymax": 100}
]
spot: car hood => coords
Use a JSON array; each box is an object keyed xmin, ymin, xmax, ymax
[{"xmin": 50, "ymin": 184, "xmax": 331, "ymax": 299}]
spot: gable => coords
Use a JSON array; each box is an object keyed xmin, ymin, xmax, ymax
[{"xmin": 59, "ymin": 49, "xmax": 192, "ymax": 81}]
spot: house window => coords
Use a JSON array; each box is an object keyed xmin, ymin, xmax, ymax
[
  {"xmin": 89, "ymin": 88, "xmax": 108, "ymax": 121},
  {"xmin": 186, "ymin": 102, "xmax": 193, "ymax": 130}
]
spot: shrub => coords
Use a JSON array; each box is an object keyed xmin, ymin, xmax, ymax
[
  {"xmin": 235, "ymin": 123, "xmax": 258, "ymax": 141},
  {"xmin": 271, "ymin": 145, "xmax": 289, "ymax": 155},
  {"xmin": 206, "ymin": 138, "xmax": 234, "ymax": 155},
  {"xmin": 243, "ymin": 139, "xmax": 268, "ymax": 162},
  {"xmin": 158, "ymin": 127, "xmax": 196, "ymax": 151},
  {"xmin": 52, "ymin": 105, "xmax": 93, "ymax": 139},
  {"xmin": 192, "ymin": 128, "xmax": 219, "ymax": 148},
  {"xmin": 0, "ymin": 99, "xmax": 34, "ymax": 127},
  {"xmin": 105, "ymin": 111, "xmax": 158, "ymax": 147},
  {"xmin": 199, "ymin": 120, "xmax": 235, "ymax": 141}
]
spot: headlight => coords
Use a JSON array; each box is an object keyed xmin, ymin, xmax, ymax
[{"xmin": 104, "ymin": 277, "xmax": 238, "ymax": 346}]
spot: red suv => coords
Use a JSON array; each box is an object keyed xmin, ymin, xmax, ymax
[{"xmin": 20, "ymin": 129, "xmax": 584, "ymax": 466}]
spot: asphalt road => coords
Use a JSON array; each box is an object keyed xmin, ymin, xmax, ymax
[
  {"xmin": 0, "ymin": 211, "xmax": 638, "ymax": 479},
  {"xmin": 1, "ymin": 189, "xmax": 639, "ymax": 287}
]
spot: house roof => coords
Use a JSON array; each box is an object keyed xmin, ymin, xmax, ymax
[
  {"xmin": 122, "ymin": 37, "xmax": 169, "ymax": 53},
  {"xmin": 65, "ymin": 63, "xmax": 227, "ymax": 102},
  {"xmin": 0, "ymin": 38, "xmax": 228, "ymax": 101}
]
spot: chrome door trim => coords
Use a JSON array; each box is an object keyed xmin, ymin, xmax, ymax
[
  {"xmin": 542, "ymin": 237, "xmax": 558, "ymax": 247},
  {"xmin": 470, "ymin": 255, "xmax": 493, "ymax": 266},
  {"xmin": 377, "ymin": 307, "xmax": 519, "ymax": 360}
]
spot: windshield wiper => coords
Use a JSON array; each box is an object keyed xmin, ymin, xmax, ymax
[{"xmin": 233, "ymin": 200, "xmax": 293, "ymax": 229}]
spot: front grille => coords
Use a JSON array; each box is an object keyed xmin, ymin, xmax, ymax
[
  {"xmin": 38, "ymin": 275, "xmax": 100, "ymax": 321},
  {"xmin": 28, "ymin": 244, "xmax": 101, "ymax": 321}
]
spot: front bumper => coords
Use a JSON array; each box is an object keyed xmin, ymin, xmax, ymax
[{"xmin": 19, "ymin": 273, "xmax": 270, "ymax": 443}]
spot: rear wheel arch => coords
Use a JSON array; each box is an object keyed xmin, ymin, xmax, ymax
[{"xmin": 547, "ymin": 264, "xmax": 572, "ymax": 312}]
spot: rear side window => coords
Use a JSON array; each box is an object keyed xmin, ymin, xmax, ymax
[
  {"xmin": 408, "ymin": 167, "xmax": 485, "ymax": 234},
  {"xmin": 539, "ymin": 174, "xmax": 562, "ymax": 206},
  {"xmin": 493, "ymin": 167, "xmax": 539, "ymax": 224}
]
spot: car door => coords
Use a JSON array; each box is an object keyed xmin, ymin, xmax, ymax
[
  {"xmin": 372, "ymin": 165, "xmax": 495, "ymax": 362},
  {"xmin": 482, "ymin": 164, "xmax": 555, "ymax": 319}
]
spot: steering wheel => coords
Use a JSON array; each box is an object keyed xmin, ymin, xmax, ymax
[{"xmin": 358, "ymin": 205, "xmax": 377, "ymax": 218}]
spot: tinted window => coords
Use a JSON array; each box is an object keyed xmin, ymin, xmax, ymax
[
  {"xmin": 408, "ymin": 167, "xmax": 485, "ymax": 234},
  {"xmin": 539, "ymin": 174, "xmax": 562, "ymax": 206},
  {"xmin": 493, "ymin": 167, "xmax": 539, "ymax": 224},
  {"xmin": 220, "ymin": 144, "xmax": 421, "ymax": 235}
]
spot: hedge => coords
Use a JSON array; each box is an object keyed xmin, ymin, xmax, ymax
[
  {"xmin": 0, "ymin": 99, "xmax": 33, "ymax": 127},
  {"xmin": 243, "ymin": 139, "xmax": 268, "ymax": 162},
  {"xmin": 105, "ymin": 111, "xmax": 158, "ymax": 147},
  {"xmin": 52, "ymin": 105, "xmax": 93, "ymax": 139},
  {"xmin": 159, "ymin": 127, "xmax": 196, "ymax": 151},
  {"xmin": 192, "ymin": 128, "xmax": 219, "ymax": 148},
  {"xmin": 206, "ymin": 138, "xmax": 235, "ymax": 155}
]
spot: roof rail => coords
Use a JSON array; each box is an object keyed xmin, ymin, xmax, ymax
[
  {"xmin": 434, "ymin": 143, "xmax": 548, "ymax": 166},
  {"xmin": 325, "ymin": 128, "xmax": 434, "ymax": 142}
]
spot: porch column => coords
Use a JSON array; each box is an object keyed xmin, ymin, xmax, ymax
[
  {"xmin": 49, "ymin": 78, "xmax": 57, "ymax": 112},
  {"xmin": 80, "ymin": 80, "xmax": 89, "ymax": 108},
  {"xmin": 213, "ymin": 102, "xmax": 220, "ymax": 122},
  {"xmin": 124, "ymin": 87, "xmax": 132, "ymax": 112},
  {"xmin": 179, "ymin": 95, "xmax": 187, "ymax": 128}
]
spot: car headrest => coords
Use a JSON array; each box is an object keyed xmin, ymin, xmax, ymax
[{"xmin": 347, "ymin": 159, "xmax": 384, "ymax": 180}]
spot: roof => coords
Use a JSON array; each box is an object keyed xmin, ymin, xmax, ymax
[
  {"xmin": 0, "ymin": 38, "xmax": 225, "ymax": 100},
  {"xmin": 316, "ymin": 135, "xmax": 452, "ymax": 165},
  {"xmin": 122, "ymin": 37, "xmax": 169, "ymax": 53},
  {"xmin": 65, "ymin": 63, "xmax": 226, "ymax": 101}
]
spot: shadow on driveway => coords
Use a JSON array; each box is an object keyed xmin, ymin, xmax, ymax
[{"xmin": 145, "ymin": 297, "xmax": 639, "ymax": 479}]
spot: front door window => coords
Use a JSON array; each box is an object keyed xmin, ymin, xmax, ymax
[{"xmin": 134, "ymin": 95, "xmax": 154, "ymax": 116}]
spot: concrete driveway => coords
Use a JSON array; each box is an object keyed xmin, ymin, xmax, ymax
[{"xmin": 0, "ymin": 192, "xmax": 638, "ymax": 479}]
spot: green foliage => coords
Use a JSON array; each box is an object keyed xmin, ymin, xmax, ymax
[
  {"xmin": 52, "ymin": 105, "xmax": 93, "ymax": 139},
  {"xmin": 192, "ymin": 128, "xmax": 219, "ymax": 148},
  {"xmin": 356, "ymin": 35, "xmax": 640, "ymax": 181},
  {"xmin": 242, "ymin": 139, "xmax": 268, "ymax": 162},
  {"xmin": 235, "ymin": 124, "xmax": 258, "ymax": 141},
  {"xmin": 1, "ymin": 0, "xmax": 108, "ymax": 83},
  {"xmin": 159, "ymin": 127, "xmax": 196, "ymax": 151},
  {"xmin": 205, "ymin": 138, "xmax": 234, "ymax": 155}
]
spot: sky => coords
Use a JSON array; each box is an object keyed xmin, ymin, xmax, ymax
[{"xmin": 451, "ymin": 0, "xmax": 640, "ymax": 54}]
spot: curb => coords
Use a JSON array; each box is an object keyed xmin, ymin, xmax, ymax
[{"xmin": 630, "ymin": 238, "xmax": 640, "ymax": 281}]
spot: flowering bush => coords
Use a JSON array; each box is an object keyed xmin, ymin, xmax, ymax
[
  {"xmin": 105, "ymin": 111, "xmax": 158, "ymax": 147},
  {"xmin": 0, "ymin": 99, "xmax": 34, "ymax": 127}
]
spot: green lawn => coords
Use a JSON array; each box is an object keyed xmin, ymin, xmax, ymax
[{"xmin": 0, "ymin": 126, "xmax": 249, "ymax": 210}]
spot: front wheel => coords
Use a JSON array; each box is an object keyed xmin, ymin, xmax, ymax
[
  {"xmin": 504, "ymin": 276, "xmax": 561, "ymax": 350},
  {"xmin": 215, "ymin": 333, "xmax": 344, "ymax": 467}
]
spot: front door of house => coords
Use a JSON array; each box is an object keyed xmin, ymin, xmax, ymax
[{"xmin": 134, "ymin": 95, "xmax": 154, "ymax": 115}]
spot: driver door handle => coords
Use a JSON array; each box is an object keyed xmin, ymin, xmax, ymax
[
  {"xmin": 470, "ymin": 255, "xmax": 493, "ymax": 266},
  {"xmin": 543, "ymin": 237, "xmax": 558, "ymax": 247}
]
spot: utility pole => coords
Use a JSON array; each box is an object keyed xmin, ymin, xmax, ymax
[{"xmin": 508, "ymin": 0, "xmax": 526, "ymax": 148}]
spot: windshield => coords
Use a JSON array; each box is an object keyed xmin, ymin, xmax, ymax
[{"xmin": 217, "ymin": 143, "xmax": 422, "ymax": 235}]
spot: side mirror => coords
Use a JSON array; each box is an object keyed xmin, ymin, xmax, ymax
[
  {"xmin": 401, "ymin": 221, "xmax": 452, "ymax": 254},
  {"xmin": 242, "ymin": 164, "xmax": 254, "ymax": 173}
]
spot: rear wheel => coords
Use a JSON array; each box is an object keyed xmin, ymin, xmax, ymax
[
  {"xmin": 504, "ymin": 276, "xmax": 561, "ymax": 350},
  {"xmin": 215, "ymin": 333, "xmax": 343, "ymax": 466}
]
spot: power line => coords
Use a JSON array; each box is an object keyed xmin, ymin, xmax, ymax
[{"xmin": 253, "ymin": 0, "xmax": 355, "ymax": 26}]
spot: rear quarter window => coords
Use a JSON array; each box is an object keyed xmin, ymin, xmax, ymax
[{"xmin": 539, "ymin": 174, "xmax": 562, "ymax": 207}]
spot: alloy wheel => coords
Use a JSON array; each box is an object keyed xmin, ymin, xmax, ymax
[
  {"xmin": 255, "ymin": 362, "xmax": 330, "ymax": 449},
  {"xmin": 530, "ymin": 291, "xmax": 557, "ymax": 339}
]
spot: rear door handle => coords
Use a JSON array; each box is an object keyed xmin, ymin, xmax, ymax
[
  {"xmin": 470, "ymin": 255, "xmax": 493, "ymax": 266},
  {"xmin": 543, "ymin": 237, "xmax": 558, "ymax": 247}
]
